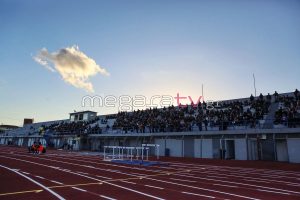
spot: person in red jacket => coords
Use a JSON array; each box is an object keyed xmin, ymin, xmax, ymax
[{"xmin": 38, "ymin": 142, "xmax": 44, "ymax": 154}]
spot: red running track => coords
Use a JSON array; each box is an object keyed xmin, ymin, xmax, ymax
[{"xmin": 0, "ymin": 145, "xmax": 300, "ymax": 200}]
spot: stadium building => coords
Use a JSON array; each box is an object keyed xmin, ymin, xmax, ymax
[{"xmin": 1, "ymin": 91, "xmax": 300, "ymax": 163}]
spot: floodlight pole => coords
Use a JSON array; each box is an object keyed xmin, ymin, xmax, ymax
[{"xmin": 253, "ymin": 73, "xmax": 257, "ymax": 97}]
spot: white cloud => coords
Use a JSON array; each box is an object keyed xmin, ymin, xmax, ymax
[{"xmin": 34, "ymin": 45, "xmax": 109, "ymax": 92}]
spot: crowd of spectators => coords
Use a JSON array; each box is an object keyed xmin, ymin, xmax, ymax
[
  {"xmin": 112, "ymin": 93, "xmax": 271, "ymax": 133},
  {"xmin": 274, "ymin": 89, "xmax": 300, "ymax": 127},
  {"xmin": 43, "ymin": 117, "xmax": 102, "ymax": 135},
  {"xmin": 113, "ymin": 106, "xmax": 193, "ymax": 133},
  {"xmin": 39, "ymin": 91, "xmax": 299, "ymax": 136}
]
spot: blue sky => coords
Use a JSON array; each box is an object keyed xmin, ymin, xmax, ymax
[{"xmin": 0, "ymin": 0, "xmax": 299, "ymax": 126}]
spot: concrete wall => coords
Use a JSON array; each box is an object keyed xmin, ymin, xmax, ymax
[
  {"xmin": 184, "ymin": 138, "xmax": 194, "ymax": 157},
  {"xmin": 261, "ymin": 139, "xmax": 275, "ymax": 161},
  {"xmin": 287, "ymin": 138, "xmax": 300, "ymax": 163},
  {"xmin": 194, "ymin": 139, "xmax": 202, "ymax": 158},
  {"xmin": 1, "ymin": 132, "xmax": 300, "ymax": 163},
  {"xmin": 276, "ymin": 140, "xmax": 288, "ymax": 162},
  {"xmin": 235, "ymin": 139, "xmax": 247, "ymax": 160},
  {"xmin": 155, "ymin": 138, "xmax": 166, "ymax": 156},
  {"xmin": 0, "ymin": 138, "xmax": 4, "ymax": 144},
  {"xmin": 202, "ymin": 139, "xmax": 213, "ymax": 158},
  {"xmin": 91, "ymin": 139, "xmax": 100, "ymax": 151},
  {"xmin": 166, "ymin": 139, "xmax": 183, "ymax": 157},
  {"xmin": 248, "ymin": 139, "xmax": 258, "ymax": 160},
  {"xmin": 212, "ymin": 139, "xmax": 220, "ymax": 159}
]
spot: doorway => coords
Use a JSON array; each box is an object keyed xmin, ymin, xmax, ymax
[{"xmin": 225, "ymin": 140, "xmax": 235, "ymax": 159}]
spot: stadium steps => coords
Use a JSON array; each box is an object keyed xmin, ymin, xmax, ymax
[{"xmin": 263, "ymin": 102, "xmax": 279, "ymax": 129}]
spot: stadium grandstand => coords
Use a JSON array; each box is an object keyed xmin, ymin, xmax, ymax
[
  {"xmin": 1, "ymin": 90, "xmax": 300, "ymax": 163},
  {"xmin": 2, "ymin": 1, "xmax": 300, "ymax": 199}
]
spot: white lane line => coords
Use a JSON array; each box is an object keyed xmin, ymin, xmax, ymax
[
  {"xmin": 49, "ymin": 166, "xmax": 60, "ymax": 169},
  {"xmin": 173, "ymin": 173, "xmax": 300, "ymax": 195},
  {"xmin": 146, "ymin": 177, "xmax": 260, "ymax": 200},
  {"xmin": 256, "ymin": 189, "xmax": 290, "ymax": 195},
  {"xmin": 182, "ymin": 191, "xmax": 215, "ymax": 199},
  {"xmin": 35, "ymin": 175, "xmax": 45, "ymax": 180},
  {"xmin": 213, "ymin": 183, "xmax": 238, "ymax": 188},
  {"xmin": 22, "ymin": 171, "xmax": 30, "ymax": 175},
  {"xmin": 169, "ymin": 178, "xmax": 197, "ymax": 183},
  {"xmin": 130, "ymin": 172, "xmax": 148, "ymax": 176},
  {"xmin": 51, "ymin": 180, "xmax": 64, "ymax": 185},
  {"xmin": 0, "ymin": 155, "xmax": 165, "ymax": 200},
  {"xmin": 106, "ymin": 169, "xmax": 119, "ymax": 172},
  {"xmin": 287, "ymin": 183, "xmax": 300, "ymax": 187},
  {"xmin": 77, "ymin": 171, "xmax": 89, "ymax": 175},
  {"xmin": 207, "ymin": 175, "xmax": 228, "ymax": 179},
  {"xmin": 120, "ymin": 180, "xmax": 136, "ymax": 185},
  {"xmin": 72, "ymin": 187, "xmax": 87, "ymax": 192},
  {"xmin": 0, "ymin": 164, "xmax": 65, "ymax": 200},
  {"xmin": 96, "ymin": 175, "xmax": 112, "ymax": 179},
  {"xmin": 242, "ymin": 179, "xmax": 270, "ymax": 184},
  {"xmin": 100, "ymin": 195, "xmax": 117, "ymax": 200},
  {"xmin": 144, "ymin": 185, "xmax": 164, "ymax": 190},
  {"xmin": 104, "ymin": 181, "xmax": 165, "ymax": 200}
]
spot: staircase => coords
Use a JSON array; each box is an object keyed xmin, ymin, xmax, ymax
[{"xmin": 263, "ymin": 102, "xmax": 279, "ymax": 129}]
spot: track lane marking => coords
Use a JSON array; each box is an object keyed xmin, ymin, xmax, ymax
[
  {"xmin": 0, "ymin": 164, "xmax": 65, "ymax": 200},
  {"xmin": 100, "ymin": 195, "xmax": 117, "ymax": 200},
  {"xmin": 146, "ymin": 177, "xmax": 261, "ymax": 200},
  {"xmin": 27, "ymin": 151, "xmax": 300, "ymax": 190},
  {"xmin": 182, "ymin": 191, "xmax": 215, "ymax": 199},
  {"xmin": 172, "ymin": 172, "xmax": 300, "ymax": 195},
  {"xmin": 51, "ymin": 180, "xmax": 64, "ymax": 185},
  {"xmin": 96, "ymin": 175, "xmax": 112, "ymax": 179},
  {"xmin": 213, "ymin": 183, "xmax": 238, "ymax": 188},
  {"xmin": 169, "ymin": 177, "xmax": 197, "ymax": 183},
  {"xmin": 2, "ymin": 151, "xmax": 300, "ymax": 199},
  {"xmin": 256, "ymin": 189, "xmax": 290, "ymax": 195},
  {"xmin": 144, "ymin": 185, "xmax": 164, "ymax": 190},
  {"xmin": 0, "ymin": 189, "xmax": 43, "ymax": 196},
  {"xmin": 120, "ymin": 180, "xmax": 136, "ymax": 184},
  {"xmin": 71, "ymin": 187, "xmax": 87, "ymax": 192},
  {"xmin": 0, "ymin": 155, "xmax": 165, "ymax": 200},
  {"xmin": 35, "ymin": 175, "xmax": 45, "ymax": 179}
]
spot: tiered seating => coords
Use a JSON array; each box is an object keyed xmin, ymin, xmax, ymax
[
  {"xmin": 5, "ymin": 90, "xmax": 299, "ymax": 137},
  {"xmin": 4, "ymin": 120, "xmax": 65, "ymax": 136},
  {"xmin": 44, "ymin": 117, "xmax": 100, "ymax": 135},
  {"xmin": 110, "ymin": 94, "xmax": 271, "ymax": 134},
  {"xmin": 274, "ymin": 89, "xmax": 300, "ymax": 128}
]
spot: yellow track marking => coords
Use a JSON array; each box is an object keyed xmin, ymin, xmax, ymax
[
  {"xmin": 0, "ymin": 168, "xmax": 190, "ymax": 196},
  {"xmin": 0, "ymin": 189, "xmax": 43, "ymax": 196}
]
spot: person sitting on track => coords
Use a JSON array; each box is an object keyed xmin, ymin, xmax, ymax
[
  {"xmin": 38, "ymin": 142, "xmax": 45, "ymax": 154},
  {"xmin": 27, "ymin": 141, "xmax": 46, "ymax": 154},
  {"xmin": 34, "ymin": 142, "xmax": 40, "ymax": 154},
  {"xmin": 28, "ymin": 142, "xmax": 37, "ymax": 153}
]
